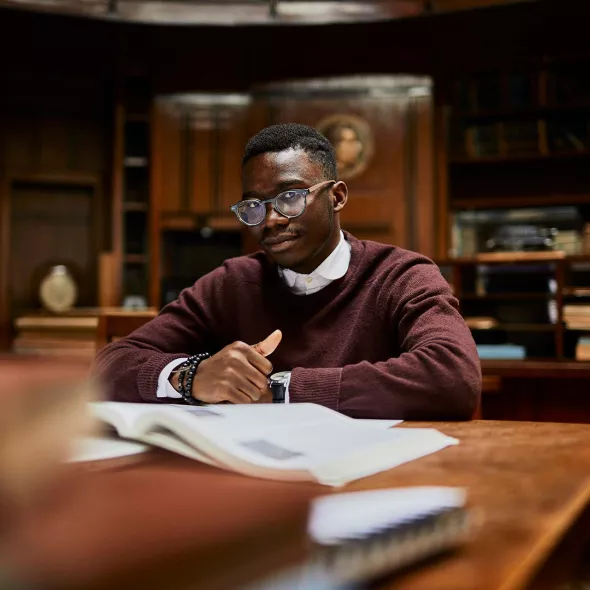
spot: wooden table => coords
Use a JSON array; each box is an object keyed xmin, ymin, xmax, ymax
[
  {"xmin": 4, "ymin": 420, "xmax": 590, "ymax": 590},
  {"xmin": 369, "ymin": 420, "xmax": 590, "ymax": 590}
]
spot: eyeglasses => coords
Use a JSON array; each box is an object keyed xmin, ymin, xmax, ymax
[{"xmin": 230, "ymin": 180, "xmax": 336, "ymax": 227}]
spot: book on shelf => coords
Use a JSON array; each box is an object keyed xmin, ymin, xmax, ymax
[
  {"xmin": 576, "ymin": 337, "xmax": 590, "ymax": 361},
  {"xmin": 502, "ymin": 120, "xmax": 540, "ymax": 156},
  {"xmin": 564, "ymin": 304, "xmax": 590, "ymax": 329},
  {"xmin": 475, "ymin": 251, "xmax": 566, "ymax": 262},
  {"xmin": 476, "ymin": 344, "xmax": 526, "ymax": 360},
  {"xmin": 466, "ymin": 123, "xmax": 500, "ymax": 158},
  {"xmin": 566, "ymin": 287, "xmax": 590, "ymax": 297},
  {"xmin": 465, "ymin": 316, "xmax": 499, "ymax": 330},
  {"xmin": 91, "ymin": 402, "xmax": 458, "ymax": 487}
]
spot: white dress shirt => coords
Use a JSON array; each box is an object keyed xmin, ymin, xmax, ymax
[{"xmin": 157, "ymin": 231, "xmax": 351, "ymax": 400}]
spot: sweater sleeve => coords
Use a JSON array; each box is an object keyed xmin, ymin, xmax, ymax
[
  {"xmin": 288, "ymin": 260, "xmax": 481, "ymax": 420},
  {"xmin": 94, "ymin": 266, "xmax": 231, "ymax": 403}
]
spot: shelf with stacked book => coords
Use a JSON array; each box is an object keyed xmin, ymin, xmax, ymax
[
  {"xmin": 449, "ymin": 63, "xmax": 590, "ymax": 161},
  {"xmin": 437, "ymin": 254, "xmax": 590, "ymax": 362},
  {"xmin": 446, "ymin": 65, "xmax": 590, "ymax": 240}
]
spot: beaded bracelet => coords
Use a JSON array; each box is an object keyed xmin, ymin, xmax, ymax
[{"xmin": 174, "ymin": 353, "xmax": 210, "ymax": 405}]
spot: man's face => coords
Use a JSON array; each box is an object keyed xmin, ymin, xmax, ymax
[{"xmin": 241, "ymin": 148, "xmax": 338, "ymax": 274}]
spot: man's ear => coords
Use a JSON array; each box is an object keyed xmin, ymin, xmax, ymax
[{"xmin": 331, "ymin": 181, "xmax": 348, "ymax": 213}]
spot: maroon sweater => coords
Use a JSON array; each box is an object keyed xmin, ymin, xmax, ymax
[{"xmin": 96, "ymin": 233, "xmax": 481, "ymax": 419}]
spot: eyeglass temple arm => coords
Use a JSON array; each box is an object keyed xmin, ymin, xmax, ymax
[{"xmin": 309, "ymin": 179, "xmax": 336, "ymax": 191}]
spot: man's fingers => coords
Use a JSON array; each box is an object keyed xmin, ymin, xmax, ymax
[
  {"xmin": 251, "ymin": 330, "xmax": 282, "ymax": 357},
  {"xmin": 233, "ymin": 372, "xmax": 264, "ymax": 401},
  {"xmin": 225, "ymin": 388, "xmax": 253, "ymax": 404},
  {"xmin": 243, "ymin": 366, "xmax": 270, "ymax": 392}
]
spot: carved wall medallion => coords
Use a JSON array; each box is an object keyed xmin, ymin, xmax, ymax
[{"xmin": 317, "ymin": 114, "xmax": 374, "ymax": 180}]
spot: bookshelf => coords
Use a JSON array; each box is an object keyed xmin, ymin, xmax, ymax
[
  {"xmin": 112, "ymin": 78, "xmax": 152, "ymax": 307},
  {"xmin": 447, "ymin": 61, "xmax": 590, "ymax": 222},
  {"xmin": 442, "ymin": 59, "xmax": 590, "ymax": 365},
  {"xmin": 436, "ymin": 253, "xmax": 590, "ymax": 361},
  {"xmin": 449, "ymin": 60, "xmax": 590, "ymax": 161}
]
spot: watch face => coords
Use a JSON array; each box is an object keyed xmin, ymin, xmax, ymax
[{"xmin": 270, "ymin": 371, "xmax": 291, "ymax": 384}]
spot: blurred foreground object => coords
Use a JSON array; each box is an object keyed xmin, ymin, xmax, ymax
[
  {"xmin": 0, "ymin": 356, "xmax": 98, "ymax": 514},
  {"xmin": 307, "ymin": 487, "xmax": 473, "ymax": 585},
  {"xmin": 1, "ymin": 455, "xmax": 314, "ymax": 590}
]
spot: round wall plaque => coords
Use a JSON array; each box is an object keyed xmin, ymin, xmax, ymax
[{"xmin": 317, "ymin": 114, "xmax": 374, "ymax": 181}]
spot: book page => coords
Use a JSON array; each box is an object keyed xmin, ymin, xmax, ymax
[
  {"xmin": 90, "ymin": 402, "xmax": 162, "ymax": 438},
  {"xmin": 171, "ymin": 402, "xmax": 363, "ymax": 440},
  {"xmin": 68, "ymin": 436, "xmax": 148, "ymax": 463},
  {"xmin": 156, "ymin": 404, "xmax": 457, "ymax": 485},
  {"xmin": 92, "ymin": 403, "xmax": 455, "ymax": 486}
]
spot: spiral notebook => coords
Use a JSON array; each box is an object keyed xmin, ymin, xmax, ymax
[{"xmin": 306, "ymin": 487, "xmax": 473, "ymax": 585}]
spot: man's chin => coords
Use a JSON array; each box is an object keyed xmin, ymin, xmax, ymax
[{"xmin": 264, "ymin": 249, "xmax": 304, "ymax": 269}]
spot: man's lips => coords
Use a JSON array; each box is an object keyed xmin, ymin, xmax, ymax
[{"xmin": 261, "ymin": 234, "xmax": 301, "ymax": 246}]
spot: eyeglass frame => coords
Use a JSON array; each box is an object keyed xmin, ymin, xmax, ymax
[{"xmin": 230, "ymin": 180, "xmax": 336, "ymax": 227}]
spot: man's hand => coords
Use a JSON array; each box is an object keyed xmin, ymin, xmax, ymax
[{"xmin": 171, "ymin": 330, "xmax": 282, "ymax": 404}]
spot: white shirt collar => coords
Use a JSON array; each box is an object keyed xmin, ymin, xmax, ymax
[{"xmin": 278, "ymin": 231, "xmax": 351, "ymax": 294}]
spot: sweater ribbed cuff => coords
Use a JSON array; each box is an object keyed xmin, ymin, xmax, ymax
[
  {"xmin": 137, "ymin": 353, "xmax": 190, "ymax": 403},
  {"xmin": 288, "ymin": 367, "xmax": 342, "ymax": 411}
]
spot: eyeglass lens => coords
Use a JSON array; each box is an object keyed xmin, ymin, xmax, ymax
[{"xmin": 236, "ymin": 190, "xmax": 306, "ymax": 225}]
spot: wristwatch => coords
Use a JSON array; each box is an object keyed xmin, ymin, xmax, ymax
[{"xmin": 269, "ymin": 371, "xmax": 291, "ymax": 403}]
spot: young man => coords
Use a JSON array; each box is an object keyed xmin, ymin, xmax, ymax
[{"xmin": 96, "ymin": 124, "xmax": 481, "ymax": 419}]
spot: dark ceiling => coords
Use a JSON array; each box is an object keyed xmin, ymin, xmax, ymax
[{"xmin": 0, "ymin": 0, "xmax": 539, "ymax": 25}]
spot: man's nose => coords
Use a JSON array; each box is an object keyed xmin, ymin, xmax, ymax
[{"xmin": 262, "ymin": 203, "xmax": 289, "ymax": 229}]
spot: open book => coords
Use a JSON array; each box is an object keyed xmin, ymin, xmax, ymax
[{"xmin": 91, "ymin": 402, "xmax": 458, "ymax": 487}]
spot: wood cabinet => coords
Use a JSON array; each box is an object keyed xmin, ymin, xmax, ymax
[
  {"xmin": 152, "ymin": 95, "xmax": 252, "ymax": 230},
  {"xmin": 150, "ymin": 95, "xmax": 255, "ymax": 305}
]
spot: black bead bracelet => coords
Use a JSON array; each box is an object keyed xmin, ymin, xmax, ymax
[{"xmin": 174, "ymin": 353, "xmax": 210, "ymax": 405}]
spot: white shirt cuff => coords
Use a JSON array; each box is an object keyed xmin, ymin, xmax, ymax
[
  {"xmin": 284, "ymin": 372, "xmax": 291, "ymax": 404},
  {"xmin": 157, "ymin": 358, "xmax": 188, "ymax": 398}
]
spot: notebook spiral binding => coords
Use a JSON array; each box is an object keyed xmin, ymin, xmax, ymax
[{"xmin": 310, "ymin": 506, "xmax": 473, "ymax": 585}]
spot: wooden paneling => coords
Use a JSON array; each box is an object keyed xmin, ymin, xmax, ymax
[
  {"xmin": 153, "ymin": 101, "xmax": 184, "ymax": 214},
  {"xmin": 153, "ymin": 98, "xmax": 252, "ymax": 223},
  {"xmin": 481, "ymin": 360, "xmax": 590, "ymax": 423},
  {"xmin": 216, "ymin": 106, "xmax": 254, "ymax": 213},
  {"xmin": 0, "ymin": 55, "xmax": 110, "ymax": 348},
  {"xmin": 9, "ymin": 180, "xmax": 99, "ymax": 315},
  {"xmin": 1, "ymin": 114, "xmax": 105, "ymax": 175},
  {"xmin": 253, "ymin": 80, "xmax": 437, "ymax": 256}
]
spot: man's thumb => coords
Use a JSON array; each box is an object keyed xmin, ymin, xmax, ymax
[{"xmin": 252, "ymin": 330, "xmax": 282, "ymax": 357}]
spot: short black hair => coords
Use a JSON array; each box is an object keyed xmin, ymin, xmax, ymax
[{"xmin": 242, "ymin": 123, "xmax": 338, "ymax": 180}]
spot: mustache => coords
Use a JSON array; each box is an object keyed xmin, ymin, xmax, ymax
[{"xmin": 260, "ymin": 228, "xmax": 304, "ymax": 243}]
